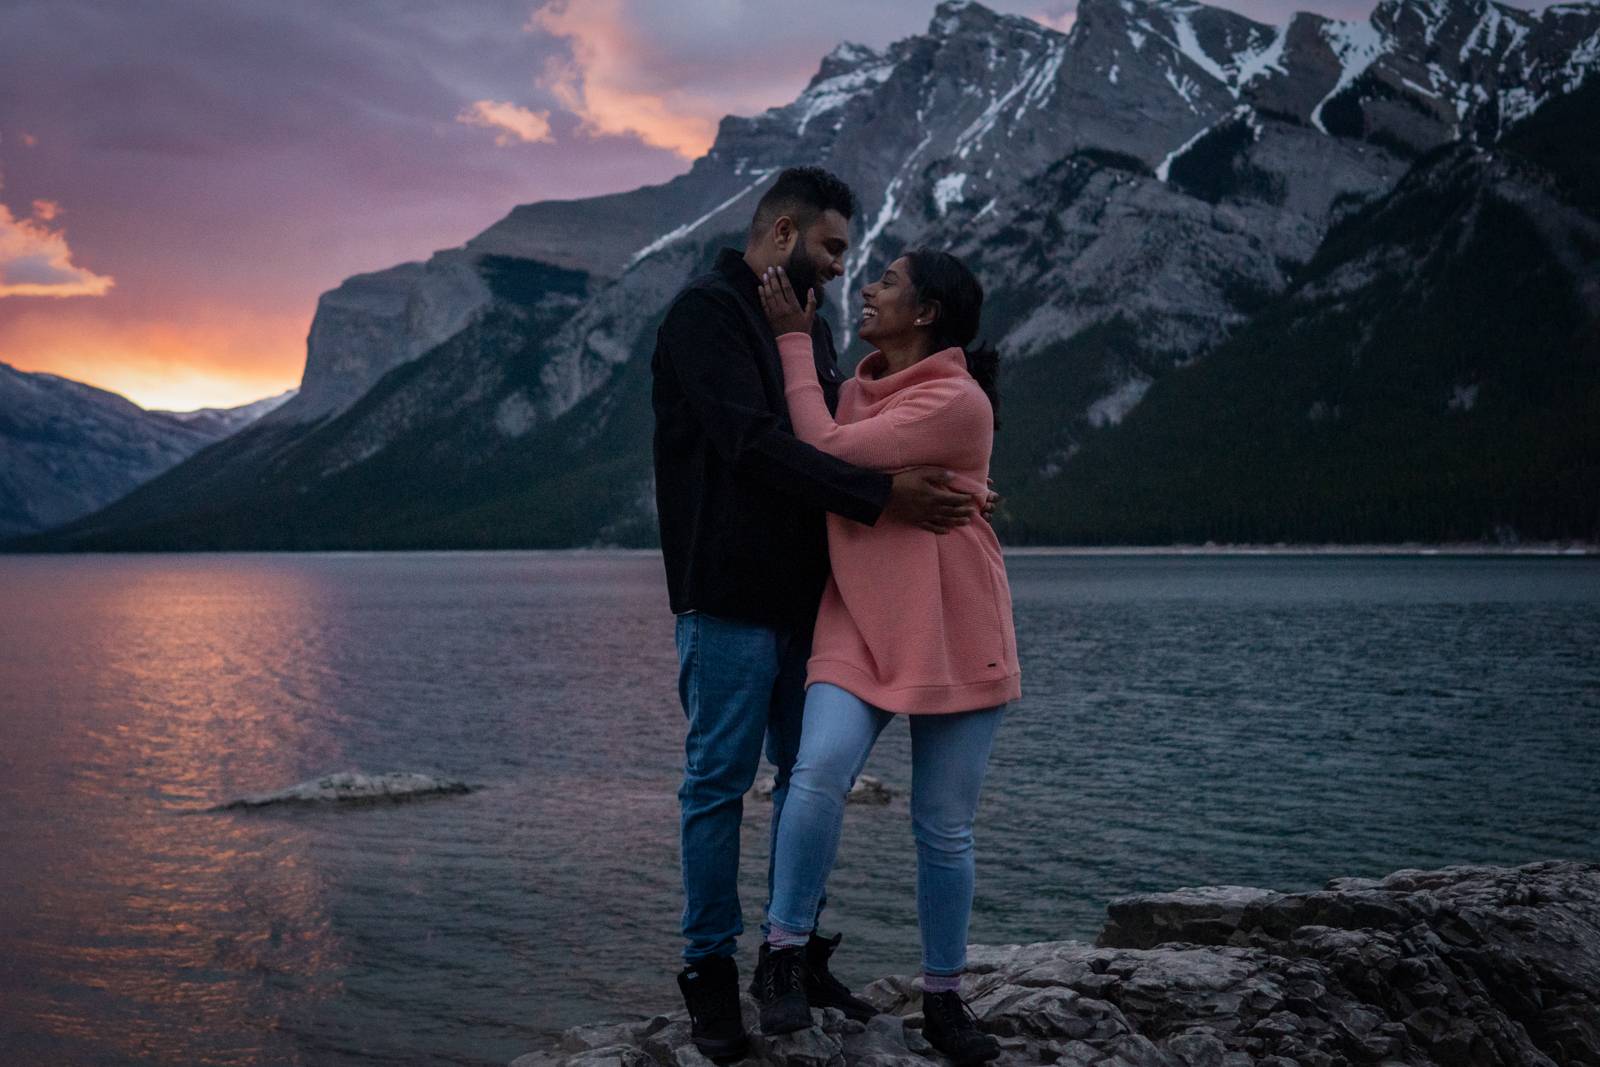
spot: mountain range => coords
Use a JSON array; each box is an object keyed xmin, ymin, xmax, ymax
[
  {"xmin": 0, "ymin": 362, "xmax": 293, "ymax": 539},
  {"xmin": 5, "ymin": 0, "xmax": 1597, "ymax": 551}
]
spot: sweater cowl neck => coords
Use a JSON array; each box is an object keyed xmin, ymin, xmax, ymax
[{"xmin": 853, "ymin": 346, "xmax": 969, "ymax": 403}]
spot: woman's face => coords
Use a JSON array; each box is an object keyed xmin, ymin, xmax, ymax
[{"xmin": 857, "ymin": 256, "xmax": 926, "ymax": 345}]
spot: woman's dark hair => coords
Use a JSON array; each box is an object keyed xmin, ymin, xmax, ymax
[{"xmin": 903, "ymin": 249, "xmax": 1000, "ymax": 429}]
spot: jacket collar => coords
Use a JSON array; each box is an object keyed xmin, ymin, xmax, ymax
[{"xmin": 715, "ymin": 247, "xmax": 763, "ymax": 314}]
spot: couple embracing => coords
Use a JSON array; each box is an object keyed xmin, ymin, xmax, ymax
[{"xmin": 651, "ymin": 166, "xmax": 1021, "ymax": 1064}]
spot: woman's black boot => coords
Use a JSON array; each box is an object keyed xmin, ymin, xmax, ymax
[
  {"xmin": 922, "ymin": 988, "xmax": 1000, "ymax": 1065},
  {"xmin": 750, "ymin": 942, "xmax": 813, "ymax": 1035},
  {"xmin": 805, "ymin": 932, "xmax": 878, "ymax": 1022}
]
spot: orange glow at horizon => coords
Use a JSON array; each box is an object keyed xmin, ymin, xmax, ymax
[
  {"xmin": 0, "ymin": 307, "xmax": 304, "ymax": 411},
  {"xmin": 0, "ymin": 3, "xmax": 1101, "ymax": 413}
]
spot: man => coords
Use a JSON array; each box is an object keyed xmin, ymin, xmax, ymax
[{"xmin": 651, "ymin": 166, "xmax": 989, "ymax": 1060}]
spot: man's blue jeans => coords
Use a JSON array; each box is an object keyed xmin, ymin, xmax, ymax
[
  {"xmin": 766, "ymin": 682, "xmax": 1005, "ymax": 976},
  {"xmin": 674, "ymin": 610, "xmax": 822, "ymax": 962}
]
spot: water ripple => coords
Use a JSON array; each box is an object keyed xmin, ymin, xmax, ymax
[{"xmin": 1, "ymin": 552, "xmax": 1597, "ymax": 1066}]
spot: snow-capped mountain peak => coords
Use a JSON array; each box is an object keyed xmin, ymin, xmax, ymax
[
  {"xmin": 780, "ymin": 43, "xmax": 898, "ymax": 137},
  {"xmin": 13, "ymin": 0, "xmax": 1600, "ymax": 553}
]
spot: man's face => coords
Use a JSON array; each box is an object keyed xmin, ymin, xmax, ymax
[{"xmin": 783, "ymin": 208, "xmax": 850, "ymax": 308}]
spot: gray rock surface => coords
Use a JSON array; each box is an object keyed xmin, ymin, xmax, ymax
[
  {"xmin": 751, "ymin": 774, "xmax": 897, "ymax": 806},
  {"xmin": 511, "ymin": 858, "xmax": 1600, "ymax": 1066},
  {"xmin": 207, "ymin": 770, "xmax": 473, "ymax": 810}
]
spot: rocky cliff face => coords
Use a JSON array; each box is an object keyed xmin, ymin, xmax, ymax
[
  {"xmin": 244, "ymin": 0, "xmax": 1600, "ymax": 442},
  {"xmin": 267, "ymin": 156, "xmax": 807, "ymax": 429},
  {"xmin": 1012, "ymin": 75, "xmax": 1600, "ymax": 544},
  {"xmin": 9, "ymin": 0, "xmax": 1598, "ymax": 550},
  {"xmin": 509, "ymin": 858, "xmax": 1600, "ymax": 1067}
]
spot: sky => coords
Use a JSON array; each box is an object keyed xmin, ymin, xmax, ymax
[{"xmin": 0, "ymin": 0, "xmax": 1555, "ymax": 410}]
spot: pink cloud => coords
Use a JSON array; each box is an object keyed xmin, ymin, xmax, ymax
[
  {"xmin": 529, "ymin": 0, "xmax": 725, "ymax": 157},
  {"xmin": 524, "ymin": 0, "xmax": 982, "ymax": 158},
  {"xmin": 456, "ymin": 99, "xmax": 555, "ymax": 146},
  {"xmin": 0, "ymin": 190, "xmax": 114, "ymax": 299},
  {"xmin": 518, "ymin": 1, "xmax": 1143, "ymax": 158}
]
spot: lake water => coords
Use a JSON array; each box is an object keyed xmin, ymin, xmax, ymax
[{"xmin": 2, "ymin": 551, "xmax": 1597, "ymax": 1066}]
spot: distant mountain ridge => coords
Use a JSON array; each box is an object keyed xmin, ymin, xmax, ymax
[
  {"xmin": 0, "ymin": 362, "xmax": 293, "ymax": 538},
  {"xmin": 5, "ymin": 0, "xmax": 1597, "ymax": 551},
  {"xmin": 152, "ymin": 390, "xmax": 297, "ymax": 437}
]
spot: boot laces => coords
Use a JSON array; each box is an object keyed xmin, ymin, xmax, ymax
[
  {"xmin": 761, "ymin": 948, "xmax": 806, "ymax": 1001},
  {"xmin": 930, "ymin": 990, "xmax": 982, "ymax": 1032}
]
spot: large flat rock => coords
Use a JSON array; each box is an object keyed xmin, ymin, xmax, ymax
[{"xmin": 512, "ymin": 858, "xmax": 1600, "ymax": 1066}]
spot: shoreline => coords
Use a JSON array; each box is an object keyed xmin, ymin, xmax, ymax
[
  {"xmin": 513, "ymin": 858, "xmax": 1600, "ymax": 1066},
  {"xmin": 2, "ymin": 542, "xmax": 1597, "ymax": 558},
  {"xmin": 1002, "ymin": 541, "xmax": 1600, "ymax": 556}
]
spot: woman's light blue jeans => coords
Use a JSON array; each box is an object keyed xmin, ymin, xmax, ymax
[{"xmin": 765, "ymin": 682, "xmax": 1005, "ymax": 975}]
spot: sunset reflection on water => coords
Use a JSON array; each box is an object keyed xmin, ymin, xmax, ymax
[
  {"xmin": 4, "ymin": 555, "xmax": 354, "ymax": 1066},
  {"xmin": 4, "ymin": 551, "xmax": 1597, "ymax": 1067}
]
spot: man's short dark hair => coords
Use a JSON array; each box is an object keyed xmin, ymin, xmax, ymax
[{"xmin": 747, "ymin": 166, "xmax": 857, "ymax": 244}]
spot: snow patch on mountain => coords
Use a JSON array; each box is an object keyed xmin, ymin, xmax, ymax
[
  {"xmin": 1165, "ymin": 66, "xmax": 1204, "ymax": 111},
  {"xmin": 1460, "ymin": 4, "xmax": 1529, "ymax": 62},
  {"xmin": 1157, "ymin": 104, "xmax": 1247, "ymax": 181},
  {"xmin": 1169, "ymin": 3, "xmax": 1234, "ymax": 89},
  {"xmin": 1310, "ymin": 19, "xmax": 1388, "ymax": 134},
  {"xmin": 1233, "ymin": 25, "xmax": 1289, "ymax": 88},
  {"xmin": 155, "ymin": 389, "xmax": 297, "ymax": 436},
  {"xmin": 933, "ymin": 0, "xmax": 979, "ymax": 36},
  {"xmin": 956, "ymin": 70, "xmax": 1038, "ymax": 158},
  {"xmin": 1017, "ymin": 39, "xmax": 1068, "ymax": 120},
  {"xmin": 628, "ymin": 171, "xmax": 776, "ymax": 266},
  {"xmin": 934, "ymin": 173, "xmax": 971, "ymax": 215},
  {"xmin": 1558, "ymin": 28, "xmax": 1600, "ymax": 94},
  {"xmin": 839, "ymin": 133, "xmax": 933, "ymax": 350},
  {"xmin": 1087, "ymin": 376, "xmax": 1153, "ymax": 427},
  {"xmin": 790, "ymin": 50, "xmax": 897, "ymax": 135}
]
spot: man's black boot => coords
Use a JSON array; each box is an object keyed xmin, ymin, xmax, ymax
[
  {"xmin": 804, "ymin": 932, "xmax": 877, "ymax": 1022},
  {"xmin": 749, "ymin": 942, "xmax": 813, "ymax": 1035},
  {"xmin": 922, "ymin": 988, "xmax": 1000, "ymax": 1065},
  {"xmin": 677, "ymin": 955, "xmax": 749, "ymax": 1062}
]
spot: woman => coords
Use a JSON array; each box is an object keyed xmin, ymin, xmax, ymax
[{"xmin": 751, "ymin": 250, "xmax": 1020, "ymax": 1065}]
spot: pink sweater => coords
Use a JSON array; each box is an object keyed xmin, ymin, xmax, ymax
[{"xmin": 777, "ymin": 332, "xmax": 1022, "ymax": 714}]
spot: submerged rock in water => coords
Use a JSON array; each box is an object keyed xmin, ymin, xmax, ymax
[
  {"xmin": 208, "ymin": 771, "xmax": 473, "ymax": 810},
  {"xmin": 510, "ymin": 858, "xmax": 1600, "ymax": 1066},
  {"xmin": 750, "ymin": 774, "xmax": 895, "ymax": 806}
]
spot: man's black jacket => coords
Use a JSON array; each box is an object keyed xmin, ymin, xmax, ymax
[{"xmin": 651, "ymin": 247, "xmax": 893, "ymax": 627}]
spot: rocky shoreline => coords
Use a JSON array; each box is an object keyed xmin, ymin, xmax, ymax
[{"xmin": 511, "ymin": 858, "xmax": 1600, "ymax": 1066}]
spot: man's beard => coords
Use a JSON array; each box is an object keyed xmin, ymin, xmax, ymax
[{"xmin": 783, "ymin": 244, "xmax": 828, "ymax": 313}]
